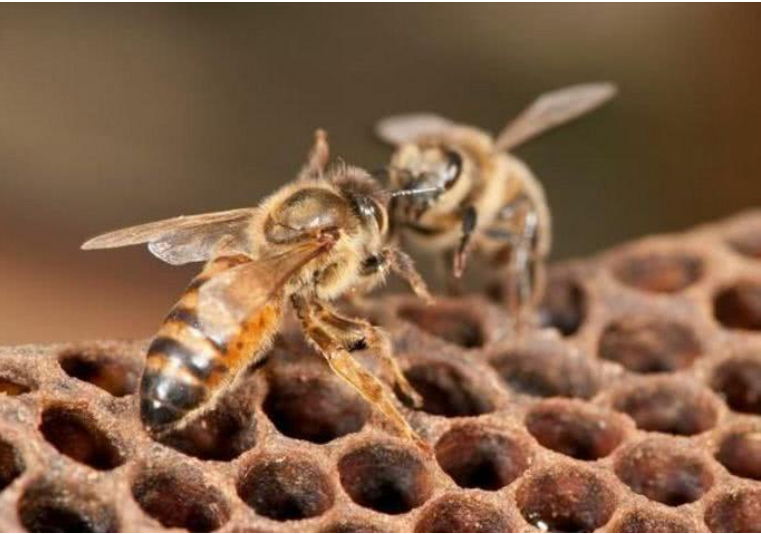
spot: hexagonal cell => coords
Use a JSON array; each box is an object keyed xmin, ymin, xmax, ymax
[
  {"xmin": 516, "ymin": 465, "xmax": 616, "ymax": 532},
  {"xmin": 705, "ymin": 488, "xmax": 761, "ymax": 532},
  {"xmin": 398, "ymin": 303, "xmax": 484, "ymax": 348},
  {"xmin": 611, "ymin": 379, "xmax": 717, "ymax": 435},
  {"xmin": 237, "ymin": 454, "xmax": 334, "ymax": 521},
  {"xmin": 538, "ymin": 275, "xmax": 587, "ymax": 336},
  {"xmin": 132, "ymin": 465, "xmax": 230, "ymax": 532},
  {"xmin": 58, "ymin": 348, "xmax": 140, "ymax": 397},
  {"xmin": 598, "ymin": 316, "xmax": 702, "ymax": 373},
  {"xmin": 610, "ymin": 508, "xmax": 697, "ymax": 533},
  {"xmin": 39, "ymin": 406, "xmax": 123, "ymax": 470},
  {"xmin": 716, "ymin": 427, "xmax": 761, "ymax": 481},
  {"xmin": 435, "ymin": 423, "xmax": 530, "ymax": 491},
  {"xmin": 525, "ymin": 399, "xmax": 626, "ymax": 461},
  {"xmin": 18, "ymin": 479, "xmax": 118, "ymax": 533},
  {"xmin": 712, "ymin": 355, "xmax": 761, "ymax": 414},
  {"xmin": 714, "ymin": 281, "xmax": 761, "ymax": 331},
  {"xmin": 612, "ymin": 252, "xmax": 703, "ymax": 294},
  {"xmin": 727, "ymin": 227, "xmax": 761, "ymax": 260},
  {"xmin": 415, "ymin": 494, "xmax": 515, "ymax": 533},
  {"xmin": 401, "ymin": 363, "xmax": 493, "ymax": 417},
  {"xmin": 263, "ymin": 373, "xmax": 369, "ymax": 444},
  {"xmin": 614, "ymin": 438, "xmax": 713, "ymax": 506},
  {"xmin": 0, "ymin": 438, "xmax": 24, "ymax": 492},
  {"xmin": 156, "ymin": 381, "xmax": 258, "ymax": 461},
  {"xmin": 491, "ymin": 343, "xmax": 599, "ymax": 399},
  {"xmin": 338, "ymin": 443, "xmax": 432, "ymax": 515},
  {"xmin": 0, "ymin": 375, "xmax": 32, "ymax": 396}
]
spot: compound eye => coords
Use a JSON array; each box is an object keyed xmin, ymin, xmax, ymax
[
  {"xmin": 355, "ymin": 197, "xmax": 386, "ymax": 232},
  {"xmin": 443, "ymin": 149, "xmax": 463, "ymax": 189}
]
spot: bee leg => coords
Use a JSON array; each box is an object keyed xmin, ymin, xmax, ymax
[
  {"xmin": 504, "ymin": 203, "xmax": 541, "ymax": 333},
  {"xmin": 453, "ymin": 205, "xmax": 478, "ymax": 278},
  {"xmin": 440, "ymin": 250, "xmax": 463, "ymax": 296},
  {"xmin": 382, "ymin": 248, "xmax": 433, "ymax": 304},
  {"xmin": 315, "ymin": 304, "xmax": 423, "ymax": 408},
  {"xmin": 292, "ymin": 296, "xmax": 427, "ymax": 450},
  {"xmin": 297, "ymin": 129, "xmax": 330, "ymax": 181}
]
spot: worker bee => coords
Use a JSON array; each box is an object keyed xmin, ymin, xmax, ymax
[
  {"xmin": 376, "ymin": 83, "xmax": 616, "ymax": 329},
  {"xmin": 82, "ymin": 131, "xmax": 432, "ymax": 447}
]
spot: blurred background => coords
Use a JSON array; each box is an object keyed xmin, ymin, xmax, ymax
[{"xmin": 1, "ymin": 4, "xmax": 760, "ymax": 343}]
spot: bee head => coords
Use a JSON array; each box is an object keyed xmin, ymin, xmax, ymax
[{"xmin": 387, "ymin": 143, "xmax": 469, "ymax": 221}]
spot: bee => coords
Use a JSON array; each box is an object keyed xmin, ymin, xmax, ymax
[
  {"xmin": 376, "ymin": 83, "xmax": 616, "ymax": 329},
  {"xmin": 82, "ymin": 131, "xmax": 431, "ymax": 447}
]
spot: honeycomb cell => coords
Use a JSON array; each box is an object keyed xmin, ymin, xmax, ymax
[
  {"xmin": 615, "ymin": 438, "xmax": 713, "ymax": 506},
  {"xmin": 237, "ymin": 454, "xmax": 334, "ymax": 521},
  {"xmin": 263, "ymin": 373, "xmax": 369, "ymax": 443},
  {"xmin": 705, "ymin": 488, "xmax": 761, "ymax": 532},
  {"xmin": 338, "ymin": 443, "xmax": 432, "ymax": 515},
  {"xmin": 435, "ymin": 423, "xmax": 529, "ymax": 491},
  {"xmin": 610, "ymin": 508, "xmax": 696, "ymax": 533},
  {"xmin": 525, "ymin": 399, "xmax": 626, "ymax": 461},
  {"xmin": 0, "ymin": 375, "xmax": 32, "ymax": 396},
  {"xmin": 711, "ymin": 356, "xmax": 761, "ymax": 414},
  {"xmin": 516, "ymin": 465, "xmax": 616, "ymax": 532},
  {"xmin": 0, "ymin": 438, "xmax": 24, "ymax": 492},
  {"xmin": 58, "ymin": 349, "xmax": 139, "ymax": 397},
  {"xmin": 39, "ymin": 406, "xmax": 123, "ymax": 470},
  {"xmin": 716, "ymin": 428, "xmax": 761, "ymax": 481},
  {"xmin": 18, "ymin": 479, "xmax": 118, "ymax": 533},
  {"xmin": 538, "ymin": 275, "xmax": 586, "ymax": 336},
  {"xmin": 398, "ymin": 303, "xmax": 484, "ymax": 348},
  {"xmin": 401, "ymin": 363, "xmax": 492, "ymax": 417},
  {"xmin": 611, "ymin": 379, "xmax": 717, "ymax": 435},
  {"xmin": 132, "ymin": 465, "xmax": 229, "ymax": 532},
  {"xmin": 155, "ymin": 387, "xmax": 258, "ymax": 461},
  {"xmin": 612, "ymin": 252, "xmax": 703, "ymax": 293},
  {"xmin": 714, "ymin": 281, "xmax": 761, "ymax": 330},
  {"xmin": 415, "ymin": 494, "xmax": 515, "ymax": 533},
  {"xmin": 598, "ymin": 316, "xmax": 701, "ymax": 373},
  {"xmin": 492, "ymin": 344, "xmax": 599, "ymax": 399}
]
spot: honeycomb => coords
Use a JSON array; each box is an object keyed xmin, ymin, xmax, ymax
[{"xmin": 2, "ymin": 210, "xmax": 761, "ymax": 532}]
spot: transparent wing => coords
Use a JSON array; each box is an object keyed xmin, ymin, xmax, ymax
[
  {"xmin": 495, "ymin": 83, "xmax": 617, "ymax": 151},
  {"xmin": 81, "ymin": 208, "xmax": 255, "ymax": 265},
  {"xmin": 375, "ymin": 113, "xmax": 457, "ymax": 146},
  {"xmin": 197, "ymin": 239, "xmax": 333, "ymax": 342}
]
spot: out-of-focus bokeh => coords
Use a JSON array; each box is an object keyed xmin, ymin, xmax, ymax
[{"xmin": 2, "ymin": 4, "xmax": 760, "ymax": 343}]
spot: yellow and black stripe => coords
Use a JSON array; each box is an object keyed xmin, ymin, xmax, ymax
[{"xmin": 140, "ymin": 255, "xmax": 283, "ymax": 432}]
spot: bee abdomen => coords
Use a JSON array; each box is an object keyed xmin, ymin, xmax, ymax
[{"xmin": 140, "ymin": 334, "xmax": 219, "ymax": 429}]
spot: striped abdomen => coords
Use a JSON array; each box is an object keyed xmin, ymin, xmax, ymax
[{"xmin": 140, "ymin": 255, "xmax": 283, "ymax": 432}]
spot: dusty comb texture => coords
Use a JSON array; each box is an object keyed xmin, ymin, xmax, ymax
[{"xmin": 2, "ymin": 210, "xmax": 761, "ymax": 532}]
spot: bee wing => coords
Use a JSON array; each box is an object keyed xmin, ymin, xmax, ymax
[
  {"xmin": 494, "ymin": 83, "xmax": 617, "ymax": 151},
  {"xmin": 197, "ymin": 239, "xmax": 333, "ymax": 342},
  {"xmin": 81, "ymin": 208, "xmax": 255, "ymax": 265},
  {"xmin": 375, "ymin": 113, "xmax": 458, "ymax": 146}
]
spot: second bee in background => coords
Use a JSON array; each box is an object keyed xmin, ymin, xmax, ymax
[{"xmin": 375, "ymin": 83, "xmax": 616, "ymax": 330}]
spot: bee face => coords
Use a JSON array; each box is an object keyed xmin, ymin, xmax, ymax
[{"xmin": 389, "ymin": 143, "xmax": 468, "ymax": 221}]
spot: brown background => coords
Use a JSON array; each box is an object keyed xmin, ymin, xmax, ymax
[{"xmin": 1, "ymin": 4, "xmax": 760, "ymax": 344}]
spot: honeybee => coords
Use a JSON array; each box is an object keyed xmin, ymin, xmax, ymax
[
  {"xmin": 376, "ymin": 83, "xmax": 616, "ymax": 328},
  {"xmin": 82, "ymin": 131, "xmax": 432, "ymax": 448}
]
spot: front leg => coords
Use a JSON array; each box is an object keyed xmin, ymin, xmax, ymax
[
  {"xmin": 292, "ymin": 296, "xmax": 428, "ymax": 450},
  {"xmin": 453, "ymin": 205, "xmax": 478, "ymax": 278}
]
